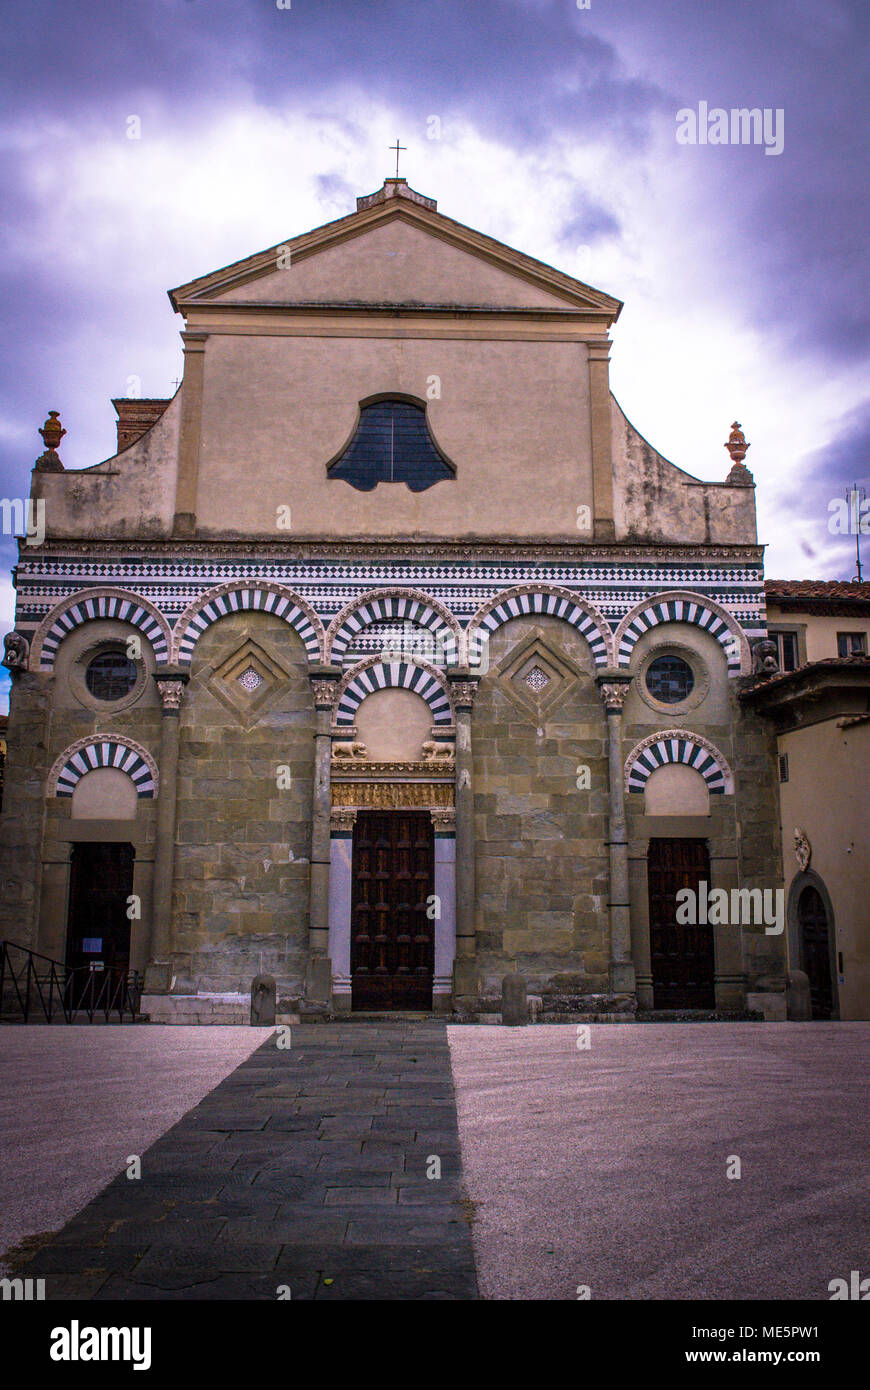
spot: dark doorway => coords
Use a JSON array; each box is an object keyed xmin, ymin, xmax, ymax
[
  {"xmin": 351, "ymin": 810, "xmax": 434, "ymax": 1010},
  {"xmin": 648, "ymin": 837, "xmax": 715, "ymax": 1009},
  {"xmin": 797, "ymin": 885, "xmax": 834, "ymax": 1020},
  {"xmin": 65, "ymin": 843, "xmax": 134, "ymax": 1007}
]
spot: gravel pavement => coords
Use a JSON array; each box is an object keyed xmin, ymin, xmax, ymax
[
  {"xmin": 0, "ymin": 1025, "xmax": 264, "ymax": 1269},
  {"xmin": 447, "ymin": 1022, "xmax": 870, "ymax": 1301}
]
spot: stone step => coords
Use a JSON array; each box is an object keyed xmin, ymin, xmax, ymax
[
  {"xmin": 334, "ymin": 1010, "xmax": 435, "ymax": 1023},
  {"xmin": 139, "ymin": 993, "xmax": 253, "ymax": 1025}
]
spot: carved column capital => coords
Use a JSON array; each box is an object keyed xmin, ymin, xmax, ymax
[
  {"xmin": 154, "ymin": 668, "xmax": 189, "ymax": 713},
  {"xmin": 310, "ymin": 680, "xmax": 339, "ymax": 708},
  {"xmin": 330, "ymin": 806, "xmax": 358, "ymax": 834},
  {"xmin": 447, "ymin": 670, "xmax": 480, "ymax": 711},
  {"xmin": 595, "ymin": 672, "xmax": 632, "ymax": 712},
  {"xmin": 309, "ymin": 664, "xmax": 343, "ymax": 711},
  {"xmin": 430, "ymin": 807, "xmax": 456, "ymax": 833}
]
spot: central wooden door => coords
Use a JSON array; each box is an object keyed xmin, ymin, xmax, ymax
[
  {"xmin": 797, "ymin": 885, "xmax": 833, "ymax": 1019},
  {"xmin": 65, "ymin": 842, "xmax": 135, "ymax": 1007},
  {"xmin": 351, "ymin": 810, "xmax": 434, "ymax": 1011},
  {"xmin": 648, "ymin": 837, "xmax": 715, "ymax": 1009}
]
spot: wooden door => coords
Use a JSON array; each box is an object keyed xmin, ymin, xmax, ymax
[
  {"xmin": 648, "ymin": 838, "xmax": 715, "ymax": 1009},
  {"xmin": 351, "ymin": 810, "xmax": 434, "ymax": 1010},
  {"xmin": 65, "ymin": 843, "xmax": 134, "ymax": 1006},
  {"xmin": 798, "ymin": 886, "xmax": 833, "ymax": 1020}
]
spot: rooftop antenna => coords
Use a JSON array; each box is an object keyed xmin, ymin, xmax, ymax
[{"xmin": 847, "ymin": 483, "xmax": 866, "ymax": 581}]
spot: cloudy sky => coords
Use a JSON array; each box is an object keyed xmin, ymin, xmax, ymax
[{"xmin": 1, "ymin": 0, "xmax": 868, "ymax": 705}]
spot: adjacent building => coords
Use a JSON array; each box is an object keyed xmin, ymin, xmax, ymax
[{"xmin": 742, "ymin": 581, "xmax": 870, "ymax": 1019}]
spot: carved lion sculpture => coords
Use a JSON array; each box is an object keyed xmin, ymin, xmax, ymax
[
  {"xmin": 751, "ymin": 637, "xmax": 779, "ymax": 676},
  {"xmin": 421, "ymin": 741, "xmax": 454, "ymax": 761},
  {"xmin": 2, "ymin": 631, "xmax": 30, "ymax": 671},
  {"xmin": 332, "ymin": 741, "xmax": 368, "ymax": 760}
]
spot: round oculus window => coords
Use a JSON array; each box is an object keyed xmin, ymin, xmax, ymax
[
  {"xmin": 645, "ymin": 654, "xmax": 694, "ymax": 704},
  {"xmin": 85, "ymin": 651, "xmax": 139, "ymax": 702}
]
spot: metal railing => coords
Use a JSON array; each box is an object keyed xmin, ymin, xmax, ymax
[{"xmin": 0, "ymin": 940, "xmax": 142, "ymax": 1023}]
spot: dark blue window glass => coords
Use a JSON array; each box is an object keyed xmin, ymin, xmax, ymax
[{"xmin": 328, "ymin": 399, "xmax": 454, "ymax": 492}]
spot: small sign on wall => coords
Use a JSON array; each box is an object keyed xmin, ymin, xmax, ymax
[{"xmin": 81, "ymin": 938, "xmax": 102, "ymax": 953}]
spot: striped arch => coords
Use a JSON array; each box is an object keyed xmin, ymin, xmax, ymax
[
  {"xmin": 33, "ymin": 589, "xmax": 172, "ymax": 671},
  {"xmin": 327, "ymin": 589, "xmax": 461, "ymax": 666},
  {"xmin": 614, "ymin": 592, "xmax": 748, "ymax": 676},
  {"xmin": 334, "ymin": 658, "xmax": 454, "ymax": 727},
  {"xmin": 49, "ymin": 735, "xmax": 158, "ymax": 799},
  {"xmin": 466, "ymin": 585, "xmax": 612, "ymax": 667},
  {"xmin": 624, "ymin": 730, "xmax": 734, "ymax": 796},
  {"xmin": 174, "ymin": 582, "xmax": 325, "ymax": 666}
]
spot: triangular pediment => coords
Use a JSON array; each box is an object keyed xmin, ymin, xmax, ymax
[{"xmin": 168, "ymin": 180, "xmax": 622, "ymax": 320}]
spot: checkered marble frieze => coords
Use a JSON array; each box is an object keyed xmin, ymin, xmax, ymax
[{"xmin": 14, "ymin": 554, "xmax": 768, "ymax": 659}]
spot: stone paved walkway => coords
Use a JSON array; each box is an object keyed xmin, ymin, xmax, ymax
[{"xmin": 16, "ymin": 1023, "xmax": 477, "ymax": 1300}]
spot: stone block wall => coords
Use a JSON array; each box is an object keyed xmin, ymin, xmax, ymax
[
  {"xmin": 0, "ymin": 672, "xmax": 54, "ymax": 951},
  {"xmin": 174, "ymin": 612, "xmax": 314, "ymax": 997},
  {"xmin": 471, "ymin": 616, "xmax": 610, "ymax": 999},
  {"xmin": 731, "ymin": 697, "xmax": 785, "ymax": 987}
]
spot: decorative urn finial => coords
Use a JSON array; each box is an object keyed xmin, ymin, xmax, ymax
[
  {"xmin": 724, "ymin": 421, "xmax": 753, "ymax": 485},
  {"xmin": 725, "ymin": 421, "xmax": 749, "ymax": 464},
  {"xmin": 35, "ymin": 409, "xmax": 65, "ymax": 472},
  {"xmin": 39, "ymin": 410, "xmax": 66, "ymax": 451}
]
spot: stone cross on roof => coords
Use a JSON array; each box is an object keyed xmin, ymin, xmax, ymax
[{"xmin": 388, "ymin": 139, "xmax": 407, "ymax": 179}]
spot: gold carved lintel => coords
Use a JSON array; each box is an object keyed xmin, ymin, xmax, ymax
[{"xmin": 332, "ymin": 782, "xmax": 454, "ymax": 810}]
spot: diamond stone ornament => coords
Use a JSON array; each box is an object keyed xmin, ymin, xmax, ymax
[
  {"xmin": 238, "ymin": 667, "xmax": 263, "ymax": 692},
  {"xmin": 525, "ymin": 666, "xmax": 550, "ymax": 692}
]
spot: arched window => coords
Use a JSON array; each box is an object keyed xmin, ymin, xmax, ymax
[{"xmin": 327, "ymin": 398, "xmax": 455, "ymax": 492}]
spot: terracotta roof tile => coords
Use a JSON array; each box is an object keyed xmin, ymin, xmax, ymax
[
  {"xmin": 765, "ymin": 579, "xmax": 870, "ymax": 600},
  {"xmin": 740, "ymin": 655, "xmax": 870, "ymax": 695}
]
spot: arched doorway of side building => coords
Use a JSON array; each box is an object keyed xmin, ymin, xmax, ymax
[{"xmin": 788, "ymin": 872, "xmax": 838, "ymax": 1020}]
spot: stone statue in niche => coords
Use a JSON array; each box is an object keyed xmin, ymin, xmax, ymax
[{"xmin": 794, "ymin": 828, "xmax": 812, "ymax": 873}]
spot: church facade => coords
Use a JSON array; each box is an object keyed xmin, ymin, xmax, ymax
[{"xmin": 0, "ymin": 178, "xmax": 787, "ymax": 1019}]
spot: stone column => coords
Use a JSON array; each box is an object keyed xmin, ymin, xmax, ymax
[
  {"xmin": 447, "ymin": 673, "xmax": 479, "ymax": 1003},
  {"xmin": 306, "ymin": 667, "xmax": 342, "ymax": 1004},
  {"xmin": 328, "ymin": 806, "xmax": 356, "ymax": 1012},
  {"xmin": 431, "ymin": 807, "xmax": 457, "ymax": 1012},
  {"xmin": 596, "ymin": 673, "xmax": 636, "ymax": 996},
  {"xmin": 146, "ymin": 669, "xmax": 188, "ymax": 991}
]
